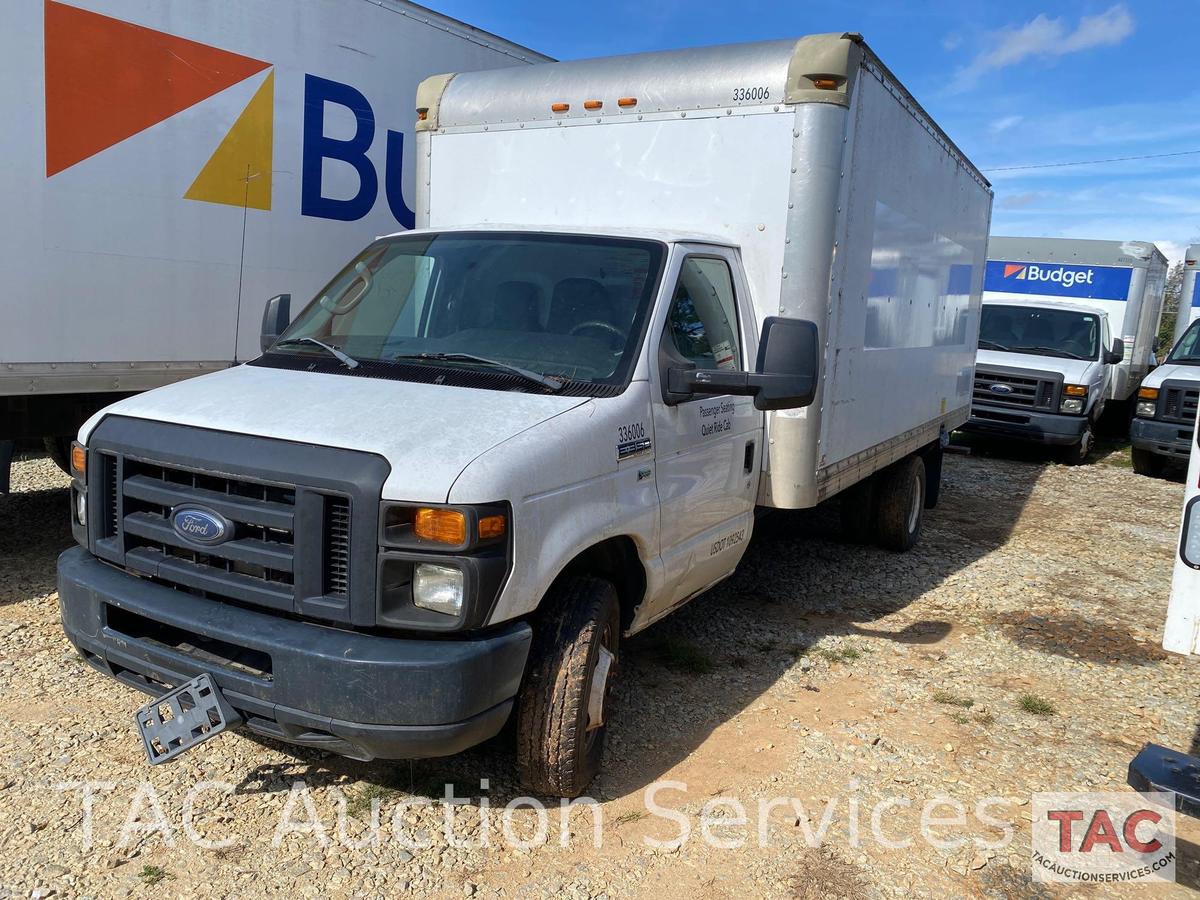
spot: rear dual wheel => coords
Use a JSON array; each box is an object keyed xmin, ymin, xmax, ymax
[{"xmin": 839, "ymin": 455, "xmax": 928, "ymax": 552}]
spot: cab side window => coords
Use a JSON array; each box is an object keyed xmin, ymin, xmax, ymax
[{"xmin": 665, "ymin": 257, "xmax": 741, "ymax": 370}]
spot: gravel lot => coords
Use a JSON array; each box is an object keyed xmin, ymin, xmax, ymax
[{"xmin": 1, "ymin": 442, "xmax": 1196, "ymax": 898}]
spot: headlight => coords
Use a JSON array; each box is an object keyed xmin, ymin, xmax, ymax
[
  {"xmin": 413, "ymin": 563, "xmax": 464, "ymax": 616},
  {"xmin": 1059, "ymin": 397, "xmax": 1084, "ymax": 414},
  {"xmin": 1136, "ymin": 401, "xmax": 1157, "ymax": 418}
]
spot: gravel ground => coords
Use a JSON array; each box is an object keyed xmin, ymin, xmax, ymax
[{"xmin": 0, "ymin": 443, "xmax": 1196, "ymax": 898}]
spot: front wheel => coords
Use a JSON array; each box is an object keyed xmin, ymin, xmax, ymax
[
  {"xmin": 516, "ymin": 576, "xmax": 620, "ymax": 798},
  {"xmin": 1131, "ymin": 447, "xmax": 1166, "ymax": 478},
  {"xmin": 1061, "ymin": 425, "xmax": 1094, "ymax": 466}
]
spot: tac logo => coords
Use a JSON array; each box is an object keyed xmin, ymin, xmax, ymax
[
  {"xmin": 43, "ymin": 0, "xmax": 412, "ymax": 225},
  {"xmin": 1001, "ymin": 263, "xmax": 1096, "ymax": 289},
  {"xmin": 1031, "ymin": 792, "xmax": 1175, "ymax": 884}
]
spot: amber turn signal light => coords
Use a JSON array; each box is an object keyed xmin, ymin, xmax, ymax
[
  {"xmin": 1138, "ymin": 387, "xmax": 1159, "ymax": 400},
  {"xmin": 479, "ymin": 514, "xmax": 506, "ymax": 540},
  {"xmin": 1064, "ymin": 384, "xmax": 1088, "ymax": 397},
  {"xmin": 70, "ymin": 442, "xmax": 86, "ymax": 478},
  {"xmin": 414, "ymin": 508, "xmax": 467, "ymax": 544}
]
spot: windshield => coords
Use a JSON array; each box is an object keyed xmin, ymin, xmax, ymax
[
  {"xmin": 978, "ymin": 305, "xmax": 1100, "ymax": 360},
  {"xmin": 1168, "ymin": 320, "xmax": 1200, "ymax": 365},
  {"xmin": 268, "ymin": 232, "xmax": 666, "ymax": 391}
]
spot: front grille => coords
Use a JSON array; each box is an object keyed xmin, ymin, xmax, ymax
[
  {"xmin": 87, "ymin": 417, "xmax": 389, "ymax": 628},
  {"xmin": 972, "ymin": 368, "xmax": 1059, "ymax": 411},
  {"xmin": 1161, "ymin": 384, "xmax": 1200, "ymax": 424}
]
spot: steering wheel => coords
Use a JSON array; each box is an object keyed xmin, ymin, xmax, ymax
[{"xmin": 569, "ymin": 320, "xmax": 625, "ymax": 340}]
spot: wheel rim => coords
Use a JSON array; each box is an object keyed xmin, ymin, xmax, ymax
[{"xmin": 906, "ymin": 470, "xmax": 921, "ymax": 534}]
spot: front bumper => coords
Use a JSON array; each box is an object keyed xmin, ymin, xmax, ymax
[
  {"xmin": 1130, "ymin": 417, "xmax": 1193, "ymax": 461},
  {"xmin": 962, "ymin": 403, "xmax": 1088, "ymax": 446},
  {"xmin": 58, "ymin": 546, "xmax": 531, "ymax": 761}
]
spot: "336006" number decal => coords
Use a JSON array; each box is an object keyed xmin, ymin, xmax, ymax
[{"xmin": 732, "ymin": 86, "xmax": 769, "ymax": 102}]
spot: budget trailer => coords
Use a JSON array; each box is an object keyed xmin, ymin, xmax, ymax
[
  {"xmin": 0, "ymin": 0, "xmax": 547, "ymax": 492},
  {"xmin": 58, "ymin": 34, "xmax": 992, "ymax": 796}
]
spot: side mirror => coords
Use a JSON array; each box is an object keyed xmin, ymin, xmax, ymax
[
  {"xmin": 666, "ymin": 317, "xmax": 819, "ymax": 411},
  {"xmin": 260, "ymin": 294, "xmax": 292, "ymax": 353},
  {"xmin": 1104, "ymin": 338, "xmax": 1124, "ymax": 366}
]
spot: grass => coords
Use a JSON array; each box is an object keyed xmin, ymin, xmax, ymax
[
  {"xmin": 656, "ymin": 638, "xmax": 716, "ymax": 675},
  {"xmin": 816, "ymin": 645, "xmax": 860, "ymax": 664},
  {"xmin": 1017, "ymin": 693, "xmax": 1056, "ymax": 716},
  {"xmin": 138, "ymin": 866, "xmax": 170, "ymax": 886},
  {"xmin": 931, "ymin": 689, "xmax": 975, "ymax": 709},
  {"xmin": 950, "ymin": 712, "xmax": 970, "ymax": 725},
  {"xmin": 345, "ymin": 782, "xmax": 402, "ymax": 818},
  {"xmin": 974, "ymin": 711, "xmax": 996, "ymax": 726},
  {"xmin": 1094, "ymin": 438, "xmax": 1132, "ymax": 468},
  {"xmin": 613, "ymin": 810, "xmax": 646, "ymax": 826}
]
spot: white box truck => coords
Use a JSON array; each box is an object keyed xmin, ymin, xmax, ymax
[
  {"xmin": 1132, "ymin": 247, "xmax": 1200, "ymax": 477},
  {"xmin": 963, "ymin": 237, "xmax": 1166, "ymax": 464},
  {"xmin": 0, "ymin": 0, "xmax": 546, "ymax": 491},
  {"xmin": 58, "ymin": 34, "xmax": 992, "ymax": 795}
]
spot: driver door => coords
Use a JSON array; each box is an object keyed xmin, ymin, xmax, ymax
[{"xmin": 650, "ymin": 247, "xmax": 763, "ymax": 615}]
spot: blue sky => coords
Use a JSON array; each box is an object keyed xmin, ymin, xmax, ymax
[{"xmin": 433, "ymin": 1, "xmax": 1198, "ymax": 266}]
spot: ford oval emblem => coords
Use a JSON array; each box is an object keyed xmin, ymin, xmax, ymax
[
  {"xmin": 172, "ymin": 506, "xmax": 230, "ymax": 545},
  {"xmin": 989, "ymin": 383, "xmax": 1015, "ymax": 395}
]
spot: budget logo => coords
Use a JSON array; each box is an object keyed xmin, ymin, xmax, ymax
[
  {"xmin": 1003, "ymin": 264, "xmax": 1027, "ymax": 280},
  {"xmin": 43, "ymin": 1, "xmax": 413, "ymax": 225},
  {"xmin": 44, "ymin": 0, "xmax": 275, "ymax": 209},
  {"xmin": 1031, "ymin": 792, "xmax": 1175, "ymax": 884}
]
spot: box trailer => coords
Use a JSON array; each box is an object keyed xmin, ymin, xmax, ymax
[
  {"xmin": 980, "ymin": 236, "xmax": 1167, "ymax": 404},
  {"xmin": 58, "ymin": 34, "xmax": 992, "ymax": 795},
  {"xmin": 0, "ymin": 0, "xmax": 547, "ymax": 489},
  {"xmin": 1170, "ymin": 245, "xmax": 1200, "ymax": 347}
]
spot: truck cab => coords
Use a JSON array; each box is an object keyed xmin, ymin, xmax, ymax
[
  {"xmin": 964, "ymin": 298, "xmax": 1123, "ymax": 464},
  {"xmin": 1131, "ymin": 317, "xmax": 1200, "ymax": 477}
]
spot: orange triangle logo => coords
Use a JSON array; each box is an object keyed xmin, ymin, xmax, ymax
[
  {"xmin": 1003, "ymin": 264, "xmax": 1025, "ymax": 279},
  {"xmin": 44, "ymin": 0, "xmax": 270, "ymax": 176}
]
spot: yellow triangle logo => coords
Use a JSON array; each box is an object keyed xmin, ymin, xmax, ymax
[{"xmin": 185, "ymin": 70, "xmax": 273, "ymax": 210}]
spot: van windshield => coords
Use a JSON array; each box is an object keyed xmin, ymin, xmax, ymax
[
  {"xmin": 978, "ymin": 305, "xmax": 1100, "ymax": 360},
  {"xmin": 1167, "ymin": 320, "xmax": 1200, "ymax": 365},
  {"xmin": 266, "ymin": 232, "xmax": 666, "ymax": 392}
]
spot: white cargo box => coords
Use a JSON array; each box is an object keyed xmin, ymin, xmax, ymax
[{"xmin": 415, "ymin": 34, "xmax": 993, "ymax": 507}]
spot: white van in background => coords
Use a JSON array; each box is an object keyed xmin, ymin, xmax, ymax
[
  {"xmin": 1131, "ymin": 318, "xmax": 1200, "ymax": 477},
  {"xmin": 964, "ymin": 298, "xmax": 1124, "ymax": 463},
  {"xmin": 1170, "ymin": 246, "xmax": 1200, "ymax": 347},
  {"xmin": 962, "ymin": 237, "xmax": 1165, "ymax": 463},
  {"xmin": 0, "ymin": 0, "xmax": 547, "ymax": 492}
]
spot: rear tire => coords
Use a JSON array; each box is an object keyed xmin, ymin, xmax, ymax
[
  {"xmin": 875, "ymin": 456, "xmax": 926, "ymax": 552},
  {"xmin": 516, "ymin": 576, "xmax": 620, "ymax": 798},
  {"xmin": 1131, "ymin": 447, "xmax": 1166, "ymax": 478},
  {"xmin": 1061, "ymin": 425, "xmax": 1093, "ymax": 466},
  {"xmin": 922, "ymin": 445, "xmax": 944, "ymax": 509}
]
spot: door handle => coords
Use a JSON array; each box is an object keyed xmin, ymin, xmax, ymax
[{"xmin": 743, "ymin": 440, "xmax": 756, "ymax": 473}]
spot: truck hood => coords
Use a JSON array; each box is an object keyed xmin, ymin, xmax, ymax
[
  {"xmin": 1143, "ymin": 362, "xmax": 1200, "ymax": 389},
  {"xmin": 81, "ymin": 364, "xmax": 589, "ymax": 502},
  {"xmin": 976, "ymin": 349, "xmax": 1099, "ymax": 384}
]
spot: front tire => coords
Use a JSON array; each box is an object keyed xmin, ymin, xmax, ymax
[
  {"xmin": 875, "ymin": 456, "xmax": 926, "ymax": 552},
  {"xmin": 1061, "ymin": 425, "xmax": 1094, "ymax": 466},
  {"xmin": 1131, "ymin": 447, "xmax": 1166, "ymax": 478},
  {"xmin": 516, "ymin": 576, "xmax": 620, "ymax": 798}
]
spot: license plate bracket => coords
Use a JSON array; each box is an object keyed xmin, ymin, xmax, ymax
[{"xmin": 134, "ymin": 673, "xmax": 240, "ymax": 764}]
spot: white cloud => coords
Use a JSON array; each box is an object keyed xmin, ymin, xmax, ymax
[
  {"xmin": 953, "ymin": 5, "xmax": 1134, "ymax": 90},
  {"xmin": 988, "ymin": 114, "xmax": 1024, "ymax": 134}
]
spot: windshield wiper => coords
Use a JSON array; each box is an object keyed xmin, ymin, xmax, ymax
[
  {"xmin": 390, "ymin": 352, "xmax": 563, "ymax": 392},
  {"xmin": 273, "ymin": 337, "xmax": 360, "ymax": 369},
  {"xmin": 978, "ymin": 339, "xmax": 1010, "ymax": 351},
  {"xmin": 1010, "ymin": 345, "xmax": 1086, "ymax": 360}
]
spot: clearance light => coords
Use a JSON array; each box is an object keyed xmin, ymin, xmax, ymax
[
  {"xmin": 1064, "ymin": 384, "xmax": 1088, "ymax": 397},
  {"xmin": 551, "ymin": 102, "xmax": 570, "ymax": 113},
  {"xmin": 617, "ymin": 97, "xmax": 637, "ymax": 107},
  {"xmin": 479, "ymin": 514, "xmax": 507, "ymax": 540},
  {"xmin": 583, "ymin": 99, "xmax": 603, "ymax": 110},
  {"xmin": 811, "ymin": 78, "xmax": 839, "ymax": 90},
  {"xmin": 414, "ymin": 508, "xmax": 467, "ymax": 545},
  {"xmin": 70, "ymin": 442, "xmax": 86, "ymax": 478},
  {"xmin": 416, "ymin": 108, "xmax": 428, "ymax": 121}
]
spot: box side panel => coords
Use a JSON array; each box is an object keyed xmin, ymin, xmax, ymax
[
  {"xmin": 425, "ymin": 111, "xmax": 798, "ymax": 318},
  {"xmin": 812, "ymin": 69, "xmax": 991, "ymax": 489},
  {"xmin": 1, "ymin": 0, "xmax": 533, "ymax": 383}
]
